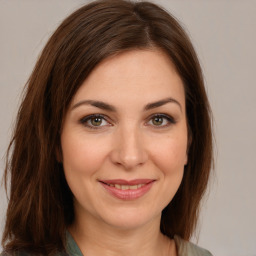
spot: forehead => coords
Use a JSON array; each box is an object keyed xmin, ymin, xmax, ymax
[{"xmin": 71, "ymin": 49, "xmax": 185, "ymax": 107}]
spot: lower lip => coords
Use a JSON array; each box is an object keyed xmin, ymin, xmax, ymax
[{"xmin": 100, "ymin": 182, "xmax": 154, "ymax": 200}]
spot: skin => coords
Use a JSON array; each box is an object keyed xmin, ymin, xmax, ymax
[{"xmin": 61, "ymin": 49, "xmax": 188, "ymax": 256}]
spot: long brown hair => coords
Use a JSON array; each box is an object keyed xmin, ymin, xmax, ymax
[{"xmin": 2, "ymin": 0, "xmax": 213, "ymax": 254}]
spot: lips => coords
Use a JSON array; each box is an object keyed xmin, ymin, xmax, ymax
[
  {"xmin": 107, "ymin": 183, "xmax": 145, "ymax": 190},
  {"xmin": 99, "ymin": 179, "xmax": 155, "ymax": 200}
]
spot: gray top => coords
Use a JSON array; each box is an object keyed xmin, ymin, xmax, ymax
[
  {"xmin": 65, "ymin": 232, "xmax": 213, "ymax": 256},
  {"xmin": 174, "ymin": 235, "xmax": 212, "ymax": 256},
  {"xmin": 1, "ymin": 232, "xmax": 212, "ymax": 256}
]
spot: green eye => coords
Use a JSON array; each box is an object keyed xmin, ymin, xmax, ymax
[
  {"xmin": 152, "ymin": 116, "xmax": 164, "ymax": 126},
  {"xmin": 80, "ymin": 114, "xmax": 110, "ymax": 129},
  {"xmin": 90, "ymin": 117, "xmax": 103, "ymax": 126},
  {"xmin": 148, "ymin": 114, "xmax": 176, "ymax": 128}
]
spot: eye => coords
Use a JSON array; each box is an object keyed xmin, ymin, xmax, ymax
[
  {"xmin": 80, "ymin": 114, "xmax": 111, "ymax": 129},
  {"xmin": 147, "ymin": 114, "xmax": 176, "ymax": 128}
]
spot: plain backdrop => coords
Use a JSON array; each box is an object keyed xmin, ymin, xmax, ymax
[{"xmin": 0, "ymin": 1, "xmax": 256, "ymax": 255}]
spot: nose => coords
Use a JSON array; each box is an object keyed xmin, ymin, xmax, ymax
[{"xmin": 109, "ymin": 125, "xmax": 148, "ymax": 170}]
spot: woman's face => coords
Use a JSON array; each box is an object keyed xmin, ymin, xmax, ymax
[{"xmin": 61, "ymin": 49, "xmax": 188, "ymax": 230}]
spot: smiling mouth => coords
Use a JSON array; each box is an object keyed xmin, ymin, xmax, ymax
[
  {"xmin": 106, "ymin": 183, "xmax": 146, "ymax": 190},
  {"xmin": 99, "ymin": 179, "xmax": 155, "ymax": 200}
]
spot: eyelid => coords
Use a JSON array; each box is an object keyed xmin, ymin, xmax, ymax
[
  {"xmin": 79, "ymin": 113, "xmax": 176, "ymax": 130},
  {"xmin": 145, "ymin": 113, "xmax": 176, "ymax": 127},
  {"xmin": 80, "ymin": 114, "xmax": 112, "ymax": 129}
]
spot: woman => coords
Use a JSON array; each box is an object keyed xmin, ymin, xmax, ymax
[{"xmin": 1, "ymin": 0, "xmax": 213, "ymax": 255}]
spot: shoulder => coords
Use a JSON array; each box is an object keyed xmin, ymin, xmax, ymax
[
  {"xmin": 0, "ymin": 252, "xmax": 28, "ymax": 256},
  {"xmin": 0, "ymin": 251, "xmax": 68, "ymax": 256},
  {"xmin": 0, "ymin": 232, "xmax": 76, "ymax": 256},
  {"xmin": 174, "ymin": 235, "xmax": 213, "ymax": 256},
  {"xmin": 0, "ymin": 252, "xmax": 29, "ymax": 256}
]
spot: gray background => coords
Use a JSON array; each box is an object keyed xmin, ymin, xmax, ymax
[{"xmin": 0, "ymin": 1, "xmax": 256, "ymax": 255}]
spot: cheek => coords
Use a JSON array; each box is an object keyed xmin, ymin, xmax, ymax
[
  {"xmin": 150, "ymin": 134, "xmax": 188, "ymax": 173},
  {"xmin": 147, "ymin": 135, "xmax": 187, "ymax": 211},
  {"xmin": 60, "ymin": 133, "xmax": 110, "ymax": 206},
  {"xmin": 61, "ymin": 133, "xmax": 108, "ymax": 176}
]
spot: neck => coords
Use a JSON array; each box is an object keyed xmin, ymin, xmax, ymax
[{"xmin": 69, "ymin": 212, "xmax": 176, "ymax": 256}]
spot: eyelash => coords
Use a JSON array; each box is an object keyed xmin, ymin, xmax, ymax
[
  {"xmin": 79, "ymin": 113, "xmax": 176, "ymax": 130},
  {"xmin": 146, "ymin": 114, "xmax": 176, "ymax": 128},
  {"xmin": 80, "ymin": 114, "xmax": 111, "ymax": 130}
]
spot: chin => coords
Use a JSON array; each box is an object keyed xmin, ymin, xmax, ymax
[{"xmin": 99, "ymin": 207, "xmax": 161, "ymax": 231}]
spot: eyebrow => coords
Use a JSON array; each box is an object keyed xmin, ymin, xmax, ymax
[
  {"xmin": 72, "ymin": 100, "xmax": 116, "ymax": 112},
  {"xmin": 144, "ymin": 98, "xmax": 182, "ymax": 112},
  {"xmin": 71, "ymin": 97, "xmax": 182, "ymax": 112}
]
